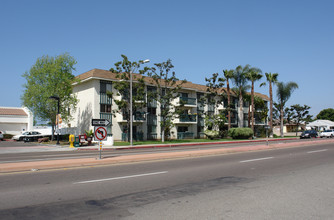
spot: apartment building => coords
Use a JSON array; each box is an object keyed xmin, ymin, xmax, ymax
[{"xmin": 69, "ymin": 69, "xmax": 269, "ymax": 141}]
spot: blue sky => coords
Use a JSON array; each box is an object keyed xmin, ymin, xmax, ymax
[{"xmin": 1, "ymin": 0, "xmax": 333, "ymax": 116}]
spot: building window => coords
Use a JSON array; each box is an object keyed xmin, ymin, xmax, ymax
[
  {"xmin": 177, "ymin": 126, "xmax": 188, "ymax": 132},
  {"xmin": 180, "ymin": 93, "xmax": 188, "ymax": 98},
  {"xmin": 100, "ymin": 81, "xmax": 112, "ymax": 93},
  {"xmin": 147, "ymin": 107, "xmax": 156, "ymax": 115},
  {"xmin": 100, "ymin": 104, "xmax": 111, "ymax": 113}
]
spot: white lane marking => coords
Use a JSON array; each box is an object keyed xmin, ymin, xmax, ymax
[
  {"xmin": 74, "ymin": 171, "xmax": 168, "ymax": 184},
  {"xmin": 240, "ymin": 157, "xmax": 274, "ymax": 163},
  {"xmin": 307, "ymin": 149, "xmax": 328, "ymax": 154}
]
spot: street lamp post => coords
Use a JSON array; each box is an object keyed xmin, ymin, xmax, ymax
[
  {"xmin": 130, "ymin": 59, "xmax": 150, "ymax": 146},
  {"xmin": 49, "ymin": 95, "xmax": 60, "ymax": 145}
]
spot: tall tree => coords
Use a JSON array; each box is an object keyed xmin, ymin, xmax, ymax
[
  {"xmin": 205, "ymin": 72, "xmax": 226, "ymax": 137},
  {"xmin": 275, "ymin": 81, "xmax": 299, "ymax": 137},
  {"xmin": 261, "ymin": 72, "xmax": 279, "ymax": 135},
  {"xmin": 245, "ymin": 67, "xmax": 263, "ymax": 133},
  {"xmin": 108, "ymin": 55, "xmax": 149, "ymax": 142},
  {"xmin": 223, "ymin": 69, "xmax": 234, "ymax": 130},
  {"xmin": 232, "ymin": 65, "xmax": 250, "ymax": 128},
  {"xmin": 290, "ymin": 104, "xmax": 312, "ymax": 136},
  {"xmin": 22, "ymin": 53, "xmax": 78, "ymax": 140},
  {"xmin": 316, "ymin": 108, "xmax": 334, "ymax": 121},
  {"xmin": 231, "ymin": 85, "xmax": 251, "ymax": 127},
  {"xmin": 147, "ymin": 59, "xmax": 186, "ymax": 142},
  {"xmin": 205, "ymin": 72, "xmax": 225, "ymax": 109}
]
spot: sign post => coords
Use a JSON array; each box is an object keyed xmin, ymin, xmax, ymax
[
  {"xmin": 264, "ymin": 125, "xmax": 270, "ymax": 146},
  {"xmin": 99, "ymin": 141, "xmax": 103, "ymax": 159},
  {"xmin": 92, "ymin": 119, "xmax": 110, "ymax": 159},
  {"xmin": 94, "ymin": 126, "xmax": 107, "ymax": 159}
]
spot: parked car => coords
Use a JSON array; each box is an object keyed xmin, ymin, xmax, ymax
[
  {"xmin": 320, "ymin": 129, "xmax": 334, "ymax": 138},
  {"xmin": 0, "ymin": 131, "xmax": 3, "ymax": 141},
  {"xmin": 12, "ymin": 131, "xmax": 43, "ymax": 142},
  {"xmin": 300, "ymin": 130, "xmax": 318, "ymax": 139}
]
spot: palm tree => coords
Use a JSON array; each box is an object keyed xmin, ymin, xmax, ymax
[
  {"xmin": 232, "ymin": 65, "xmax": 250, "ymax": 128},
  {"xmin": 223, "ymin": 69, "xmax": 234, "ymax": 130},
  {"xmin": 245, "ymin": 67, "xmax": 263, "ymax": 133},
  {"xmin": 276, "ymin": 81, "xmax": 298, "ymax": 137},
  {"xmin": 261, "ymin": 72, "xmax": 279, "ymax": 135},
  {"xmin": 232, "ymin": 86, "xmax": 251, "ymax": 127}
]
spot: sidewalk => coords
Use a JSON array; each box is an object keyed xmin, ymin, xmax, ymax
[{"xmin": 1, "ymin": 138, "xmax": 333, "ymax": 174}]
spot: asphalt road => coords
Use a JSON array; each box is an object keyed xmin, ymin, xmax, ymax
[
  {"xmin": 0, "ymin": 138, "xmax": 304, "ymax": 163},
  {"xmin": 0, "ymin": 142, "xmax": 333, "ymax": 219}
]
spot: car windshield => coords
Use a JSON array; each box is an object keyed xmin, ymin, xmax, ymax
[{"xmin": 22, "ymin": 132, "xmax": 29, "ymax": 135}]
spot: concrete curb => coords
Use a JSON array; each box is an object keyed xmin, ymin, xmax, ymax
[
  {"xmin": 76, "ymin": 138, "xmax": 299, "ymax": 151},
  {"xmin": 1, "ymin": 138, "xmax": 333, "ymax": 174}
]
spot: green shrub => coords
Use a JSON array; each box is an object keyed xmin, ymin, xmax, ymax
[
  {"xmin": 219, "ymin": 129, "xmax": 229, "ymax": 138},
  {"xmin": 228, "ymin": 128, "xmax": 253, "ymax": 139},
  {"xmin": 204, "ymin": 130, "xmax": 219, "ymax": 140},
  {"xmin": 273, "ymin": 134, "xmax": 278, "ymax": 138}
]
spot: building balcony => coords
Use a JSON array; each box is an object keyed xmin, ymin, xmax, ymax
[
  {"xmin": 197, "ymin": 104, "xmax": 205, "ymax": 111},
  {"xmin": 174, "ymin": 114, "xmax": 197, "ymax": 124},
  {"xmin": 147, "ymin": 99, "xmax": 157, "ymax": 108},
  {"xmin": 117, "ymin": 112, "xmax": 146, "ymax": 123},
  {"xmin": 99, "ymin": 112, "xmax": 113, "ymax": 122},
  {"xmin": 147, "ymin": 114, "xmax": 157, "ymax": 125},
  {"xmin": 225, "ymin": 118, "xmax": 237, "ymax": 124},
  {"xmin": 176, "ymin": 97, "xmax": 197, "ymax": 107},
  {"xmin": 207, "ymin": 105, "xmax": 215, "ymax": 112},
  {"xmin": 147, "ymin": 133, "xmax": 157, "ymax": 140},
  {"xmin": 122, "ymin": 132, "xmax": 144, "ymax": 141},
  {"xmin": 100, "ymin": 93, "xmax": 113, "ymax": 105},
  {"xmin": 177, "ymin": 132, "xmax": 195, "ymax": 139},
  {"xmin": 198, "ymin": 118, "xmax": 205, "ymax": 126}
]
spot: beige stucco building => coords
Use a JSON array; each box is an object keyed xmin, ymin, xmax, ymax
[{"xmin": 68, "ymin": 69, "xmax": 269, "ymax": 141}]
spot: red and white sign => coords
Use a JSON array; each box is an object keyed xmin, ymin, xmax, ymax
[{"xmin": 94, "ymin": 127, "xmax": 107, "ymax": 141}]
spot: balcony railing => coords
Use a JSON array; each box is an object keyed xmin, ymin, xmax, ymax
[
  {"xmin": 197, "ymin": 103, "xmax": 205, "ymax": 111},
  {"xmin": 122, "ymin": 132, "xmax": 144, "ymax": 141},
  {"xmin": 118, "ymin": 112, "xmax": 146, "ymax": 122},
  {"xmin": 198, "ymin": 118, "xmax": 204, "ymax": 126},
  {"xmin": 100, "ymin": 93, "xmax": 112, "ymax": 104},
  {"xmin": 179, "ymin": 97, "xmax": 197, "ymax": 106},
  {"xmin": 177, "ymin": 132, "xmax": 195, "ymax": 139},
  {"xmin": 226, "ymin": 118, "xmax": 237, "ymax": 124},
  {"xmin": 180, "ymin": 114, "xmax": 197, "ymax": 123},
  {"xmin": 100, "ymin": 113, "xmax": 113, "ymax": 122},
  {"xmin": 208, "ymin": 105, "xmax": 215, "ymax": 112},
  {"xmin": 147, "ymin": 114, "xmax": 157, "ymax": 125},
  {"xmin": 133, "ymin": 112, "xmax": 146, "ymax": 121},
  {"xmin": 147, "ymin": 133, "xmax": 157, "ymax": 140},
  {"xmin": 147, "ymin": 99, "xmax": 157, "ymax": 108}
]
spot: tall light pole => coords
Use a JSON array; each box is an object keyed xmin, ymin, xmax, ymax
[
  {"xmin": 130, "ymin": 59, "xmax": 150, "ymax": 146},
  {"xmin": 49, "ymin": 95, "xmax": 60, "ymax": 145}
]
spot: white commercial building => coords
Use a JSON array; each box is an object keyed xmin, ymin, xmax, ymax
[
  {"xmin": 306, "ymin": 120, "xmax": 334, "ymax": 131},
  {"xmin": 68, "ymin": 69, "xmax": 269, "ymax": 141},
  {"xmin": 0, "ymin": 107, "xmax": 33, "ymax": 135}
]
